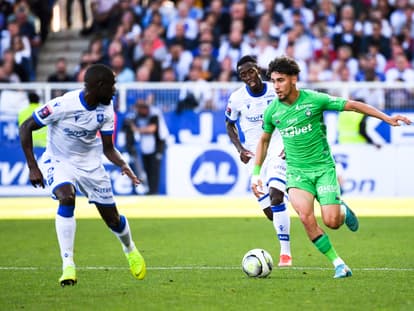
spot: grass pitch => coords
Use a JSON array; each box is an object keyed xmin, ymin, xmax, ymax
[{"xmin": 0, "ymin": 197, "xmax": 413, "ymax": 311}]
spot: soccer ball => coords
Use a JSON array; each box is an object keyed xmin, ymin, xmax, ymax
[{"xmin": 242, "ymin": 248, "xmax": 273, "ymax": 278}]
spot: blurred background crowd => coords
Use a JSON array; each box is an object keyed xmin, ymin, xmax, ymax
[{"xmin": 0, "ymin": 0, "xmax": 413, "ymax": 86}]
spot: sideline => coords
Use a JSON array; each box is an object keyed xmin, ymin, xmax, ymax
[{"xmin": 0, "ymin": 196, "xmax": 413, "ymax": 219}]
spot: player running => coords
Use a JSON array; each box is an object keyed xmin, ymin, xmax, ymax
[
  {"xmin": 225, "ymin": 55, "xmax": 292, "ymax": 267},
  {"xmin": 19, "ymin": 64, "xmax": 146, "ymax": 286},
  {"xmin": 252, "ymin": 56, "xmax": 411, "ymax": 278}
]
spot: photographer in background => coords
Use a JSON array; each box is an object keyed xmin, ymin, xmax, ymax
[{"xmin": 123, "ymin": 98, "xmax": 168, "ymax": 195}]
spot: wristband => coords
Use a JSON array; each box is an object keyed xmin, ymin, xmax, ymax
[{"xmin": 253, "ymin": 164, "xmax": 261, "ymax": 175}]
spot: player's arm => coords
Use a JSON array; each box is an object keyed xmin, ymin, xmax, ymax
[
  {"xmin": 225, "ymin": 120, "xmax": 254, "ymax": 163},
  {"xmin": 101, "ymin": 134, "xmax": 140, "ymax": 185},
  {"xmin": 344, "ymin": 100, "xmax": 411, "ymax": 126},
  {"xmin": 251, "ymin": 132, "xmax": 271, "ymax": 198},
  {"xmin": 19, "ymin": 117, "xmax": 45, "ymax": 188}
]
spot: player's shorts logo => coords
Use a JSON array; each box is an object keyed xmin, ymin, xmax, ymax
[{"xmin": 190, "ymin": 150, "xmax": 238, "ymax": 195}]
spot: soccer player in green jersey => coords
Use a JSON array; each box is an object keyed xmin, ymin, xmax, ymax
[{"xmin": 252, "ymin": 56, "xmax": 412, "ymax": 278}]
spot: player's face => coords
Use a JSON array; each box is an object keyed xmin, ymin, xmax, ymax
[
  {"xmin": 97, "ymin": 76, "xmax": 116, "ymax": 105},
  {"xmin": 238, "ymin": 62, "xmax": 261, "ymax": 91},
  {"xmin": 270, "ymin": 72, "xmax": 297, "ymax": 103}
]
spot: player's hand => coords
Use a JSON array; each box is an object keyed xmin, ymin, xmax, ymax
[
  {"xmin": 29, "ymin": 166, "xmax": 45, "ymax": 188},
  {"xmin": 251, "ymin": 175, "xmax": 264, "ymax": 198},
  {"xmin": 240, "ymin": 149, "xmax": 254, "ymax": 164},
  {"xmin": 388, "ymin": 115, "xmax": 412, "ymax": 126},
  {"xmin": 120, "ymin": 163, "xmax": 141, "ymax": 185}
]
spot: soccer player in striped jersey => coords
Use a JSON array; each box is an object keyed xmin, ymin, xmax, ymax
[
  {"xmin": 19, "ymin": 64, "xmax": 146, "ymax": 286},
  {"xmin": 225, "ymin": 55, "xmax": 292, "ymax": 267}
]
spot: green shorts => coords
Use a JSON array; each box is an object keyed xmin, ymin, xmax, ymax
[{"xmin": 286, "ymin": 166, "xmax": 341, "ymax": 206}]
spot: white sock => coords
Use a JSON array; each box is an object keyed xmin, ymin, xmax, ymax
[
  {"xmin": 111, "ymin": 215, "xmax": 135, "ymax": 253},
  {"xmin": 55, "ymin": 214, "xmax": 76, "ymax": 269},
  {"xmin": 272, "ymin": 207, "xmax": 291, "ymax": 256},
  {"xmin": 333, "ymin": 257, "xmax": 345, "ymax": 268}
]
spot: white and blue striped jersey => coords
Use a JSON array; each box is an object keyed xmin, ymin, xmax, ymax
[{"xmin": 32, "ymin": 89, "xmax": 115, "ymax": 169}]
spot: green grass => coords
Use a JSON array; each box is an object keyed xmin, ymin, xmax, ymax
[{"xmin": 0, "ymin": 217, "xmax": 413, "ymax": 311}]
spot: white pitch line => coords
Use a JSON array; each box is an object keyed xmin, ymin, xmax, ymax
[{"xmin": 0, "ymin": 266, "xmax": 413, "ymax": 271}]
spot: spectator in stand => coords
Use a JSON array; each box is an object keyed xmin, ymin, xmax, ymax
[
  {"xmin": 217, "ymin": 26, "xmax": 253, "ymax": 74},
  {"xmin": 0, "ymin": 0, "xmax": 13, "ymax": 32},
  {"xmin": 228, "ymin": 1, "xmax": 256, "ymax": 34},
  {"xmin": 355, "ymin": 52, "xmax": 385, "ymax": 82},
  {"xmin": 254, "ymin": 0, "xmax": 284, "ymax": 30},
  {"xmin": 84, "ymin": 0, "xmax": 121, "ymax": 36},
  {"xmin": 166, "ymin": 20, "xmax": 197, "ymax": 51},
  {"xmin": 1, "ymin": 48, "xmax": 28, "ymax": 81},
  {"xmin": 313, "ymin": 35, "xmax": 337, "ymax": 66},
  {"xmin": 332, "ymin": 17, "xmax": 362, "ymax": 58},
  {"xmin": 115, "ymin": 8, "xmax": 142, "ymax": 60},
  {"xmin": 66, "ymin": 0, "xmax": 88, "ymax": 32},
  {"xmin": 161, "ymin": 66, "xmax": 176, "ymax": 82},
  {"xmin": 11, "ymin": 33, "xmax": 33, "ymax": 80},
  {"xmin": 87, "ymin": 36, "xmax": 106, "ymax": 64},
  {"xmin": 314, "ymin": 0, "xmax": 337, "ymax": 36},
  {"xmin": 0, "ymin": 56, "xmax": 21, "ymax": 82},
  {"xmin": 217, "ymin": 55, "xmax": 238, "ymax": 82},
  {"xmin": 28, "ymin": 0, "xmax": 53, "ymax": 43},
  {"xmin": 389, "ymin": 0, "xmax": 412, "ymax": 35},
  {"xmin": 366, "ymin": 43, "xmax": 387, "ymax": 73},
  {"xmin": 140, "ymin": 0, "xmax": 171, "ymax": 30},
  {"xmin": 203, "ymin": 0, "xmax": 231, "ymax": 41},
  {"xmin": 47, "ymin": 57, "xmax": 74, "ymax": 82},
  {"xmin": 254, "ymin": 12, "xmax": 282, "ymax": 41},
  {"xmin": 133, "ymin": 23, "xmax": 167, "ymax": 65},
  {"xmin": 110, "ymin": 52, "xmax": 135, "ymax": 83},
  {"xmin": 385, "ymin": 53, "xmax": 414, "ymax": 83},
  {"xmin": 195, "ymin": 40, "xmax": 221, "ymax": 81},
  {"xmin": 254, "ymin": 35, "xmax": 280, "ymax": 75},
  {"xmin": 332, "ymin": 45, "xmax": 359, "ymax": 81},
  {"xmin": 353, "ymin": 65, "xmax": 386, "ymax": 111},
  {"xmin": 134, "ymin": 56, "xmax": 162, "ymax": 82},
  {"xmin": 281, "ymin": 0, "xmax": 314, "ymax": 30},
  {"xmin": 361, "ymin": 19, "xmax": 391, "ymax": 59},
  {"xmin": 166, "ymin": 1, "xmax": 199, "ymax": 45},
  {"xmin": 162, "ymin": 41, "xmax": 193, "ymax": 82},
  {"xmin": 362, "ymin": 7, "xmax": 392, "ymax": 39}
]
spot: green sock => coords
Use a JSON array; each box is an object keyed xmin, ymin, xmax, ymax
[{"xmin": 313, "ymin": 234, "xmax": 339, "ymax": 263}]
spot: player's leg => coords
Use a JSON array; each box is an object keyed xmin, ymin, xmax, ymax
[
  {"xmin": 264, "ymin": 157, "xmax": 292, "ymax": 266},
  {"xmin": 289, "ymin": 187, "xmax": 351, "ymax": 278},
  {"xmin": 40, "ymin": 156, "xmax": 78, "ymax": 286},
  {"xmin": 318, "ymin": 167, "xmax": 359, "ymax": 232},
  {"xmin": 80, "ymin": 166, "xmax": 146, "ymax": 280},
  {"xmin": 268, "ymin": 187, "xmax": 292, "ymax": 266},
  {"xmin": 96, "ymin": 204, "xmax": 146, "ymax": 280},
  {"xmin": 54, "ymin": 184, "xmax": 78, "ymax": 286}
]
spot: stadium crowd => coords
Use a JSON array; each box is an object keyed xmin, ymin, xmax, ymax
[{"xmin": 0, "ymin": 0, "xmax": 414, "ymax": 107}]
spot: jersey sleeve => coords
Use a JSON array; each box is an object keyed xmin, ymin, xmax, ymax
[
  {"xmin": 318, "ymin": 92, "xmax": 347, "ymax": 111},
  {"xmin": 224, "ymin": 92, "xmax": 239, "ymax": 123},
  {"xmin": 99, "ymin": 104, "xmax": 115, "ymax": 136},
  {"xmin": 32, "ymin": 98, "xmax": 65, "ymax": 126},
  {"xmin": 262, "ymin": 102, "xmax": 275, "ymax": 134}
]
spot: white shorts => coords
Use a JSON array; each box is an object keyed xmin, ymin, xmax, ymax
[
  {"xmin": 248, "ymin": 155, "xmax": 288, "ymax": 210},
  {"xmin": 39, "ymin": 154, "xmax": 115, "ymax": 205}
]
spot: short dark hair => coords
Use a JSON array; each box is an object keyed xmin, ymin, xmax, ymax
[
  {"xmin": 84, "ymin": 63, "xmax": 114, "ymax": 85},
  {"xmin": 237, "ymin": 55, "xmax": 257, "ymax": 72},
  {"xmin": 28, "ymin": 92, "xmax": 39, "ymax": 103},
  {"xmin": 267, "ymin": 56, "xmax": 301, "ymax": 77}
]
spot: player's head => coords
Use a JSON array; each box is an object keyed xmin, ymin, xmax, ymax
[
  {"xmin": 267, "ymin": 56, "xmax": 300, "ymax": 102},
  {"xmin": 84, "ymin": 64, "xmax": 116, "ymax": 106},
  {"xmin": 237, "ymin": 55, "xmax": 263, "ymax": 92}
]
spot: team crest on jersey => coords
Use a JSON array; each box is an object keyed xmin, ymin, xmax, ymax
[
  {"xmin": 38, "ymin": 105, "xmax": 52, "ymax": 119},
  {"xmin": 305, "ymin": 108, "xmax": 312, "ymax": 117},
  {"xmin": 97, "ymin": 113, "xmax": 104, "ymax": 123}
]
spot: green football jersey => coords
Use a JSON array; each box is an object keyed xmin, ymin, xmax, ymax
[{"xmin": 263, "ymin": 89, "xmax": 347, "ymax": 171}]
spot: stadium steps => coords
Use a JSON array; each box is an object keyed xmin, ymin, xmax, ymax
[{"xmin": 35, "ymin": 29, "xmax": 90, "ymax": 81}]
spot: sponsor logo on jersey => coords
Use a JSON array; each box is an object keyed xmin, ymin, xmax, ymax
[
  {"xmin": 279, "ymin": 124, "xmax": 313, "ymax": 137},
  {"xmin": 38, "ymin": 105, "xmax": 52, "ymax": 119},
  {"xmin": 63, "ymin": 128, "xmax": 96, "ymax": 138},
  {"xmin": 295, "ymin": 103, "xmax": 313, "ymax": 111},
  {"xmin": 246, "ymin": 114, "xmax": 263, "ymax": 122}
]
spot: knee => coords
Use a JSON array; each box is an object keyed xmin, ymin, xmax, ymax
[
  {"xmin": 58, "ymin": 193, "xmax": 75, "ymax": 206},
  {"xmin": 269, "ymin": 189, "xmax": 284, "ymax": 206},
  {"xmin": 323, "ymin": 214, "xmax": 342, "ymax": 229}
]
